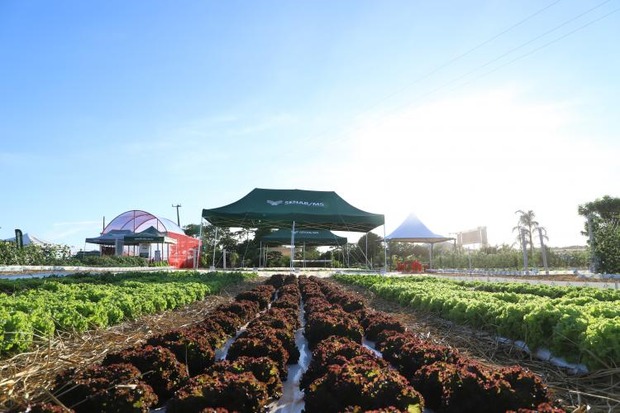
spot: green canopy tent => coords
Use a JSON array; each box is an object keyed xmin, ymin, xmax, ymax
[
  {"xmin": 260, "ymin": 228, "xmax": 348, "ymax": 267},
  {"xmin": 123, "ymin": 226, "xmax": 177, "ymax": 245},
  {"xmin": 202, "ymin": 188, "xmax": 384, "ymax": 270},
  {"xmin": 84, "ymin": 230, "xmax": 132, "ymax": 246},
  {"xmin": 123, "ymin": 226, "xmax": 177, "ymax": 260},
  {"xmin": 86, "ymin": 227, "xmax": 177, "ymax": 260}
]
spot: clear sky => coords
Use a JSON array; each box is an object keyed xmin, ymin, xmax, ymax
[{"xmin": 1, "ymin": 0, "xmax": 618, "ymax": 251}]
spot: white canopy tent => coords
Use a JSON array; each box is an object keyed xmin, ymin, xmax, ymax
[
  {"xmin": 3, "ymin": 233, "xmax": 53, "ymax": 246},
  {"xmin": 385, "ymin": 213, "xmax": 454, "ymax": 269}
]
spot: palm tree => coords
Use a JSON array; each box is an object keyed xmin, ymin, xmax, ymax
[{"xmin": 513, "ymin": 210, "xmax": 540, "ymax": 260}]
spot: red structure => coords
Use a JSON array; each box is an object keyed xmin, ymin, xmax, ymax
[
  {"xmin": 396, "ymin": 260, "xmax": 424, "ymax": 273},
  {"xmin": 166, "ymin": 231, "xmax": 200, "ymax": 268}
]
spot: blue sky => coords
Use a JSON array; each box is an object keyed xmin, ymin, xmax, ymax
[{"xmin": 1, "ymin": 0, "xmax": 619, "ymax": 251}]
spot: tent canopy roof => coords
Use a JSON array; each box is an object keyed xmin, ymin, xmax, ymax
[
  {"xmin": 261, "ymin": 228, "xmax": 347, "ymax": 246},
  {"xmin": 85, "ymin": 230, "xmax": 132, "ymax": 245},
  {"xmin": 386, "ymin": 213, "xmax": 454, "ymax": 244},
  {"xmin": 202, "ymin": 188, "xmax": 384, "ymax": 233},
  {"xmin": 3, "ymin": 233, "xmax": 53, "ymax": 246},
  {"xmin": 124, "ymin": 226, "xmax": 177, "ymax": 245},
  {"xmin": 103, "ymin": 210, "xmax": 184, "ymax": 235}
]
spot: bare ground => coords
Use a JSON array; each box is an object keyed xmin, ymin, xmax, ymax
[
  {"xmin": 0, "ymin": 277, "xmax": 263, "ymax": 411},
  {"xmin": 329, "ymin": 278, "xmax": 620, "ymax": 413},
  {"xmin": 2, "ymin": 274, "xmax": 618, "ymax": 413}
]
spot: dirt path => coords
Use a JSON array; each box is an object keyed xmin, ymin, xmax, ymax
[{"xmin": 3, "ymin": 274, "xmax": 618, "ymax": 412}]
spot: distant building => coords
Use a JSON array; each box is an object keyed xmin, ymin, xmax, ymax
[{"xmin": 456, "ymin": 226, "xmax": 488, "ymax": 247}]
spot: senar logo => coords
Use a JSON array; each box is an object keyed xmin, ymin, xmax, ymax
[
  {"xmin": 266, "ymin": 199, "xmax": 325, "ymax": 207},
  {"xmin": 284, "ymin": 200, "xmax": 325, "ymax": 207}
]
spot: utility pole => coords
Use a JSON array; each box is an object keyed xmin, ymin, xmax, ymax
[{"xmin": 172, "ymin": 204, "xmax": 182, "ymax": 226}]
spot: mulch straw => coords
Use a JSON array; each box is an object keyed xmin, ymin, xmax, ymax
[
  {"xmin": 2, "ymin": 276, "xmax": 617, "ymax": 413},
  {"xmin": 333, "ymin": 280, "xmax": 620, "ymax": 413},
  {"xmin": 0, "ymin": 279, "xmax": 260, "ymax": 411}
]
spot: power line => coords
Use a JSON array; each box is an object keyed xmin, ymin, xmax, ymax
[
  {"xmin": 287, "ymin": 0, "xmax": 617, "ymax": 155},
  {"xmin": 453, "ymin": 5, "xmax": 620, "ymax": 91},
  {"xmin": 286, "ymin": 0, "xmax": 568, "ymax": 153},
  {"xmin": 374, "ymin": 0, "xmax": 567, "ymax": 102},
  {"xmin": 380, "ymin": 0, "xmax": 618, "ymax": 119}
]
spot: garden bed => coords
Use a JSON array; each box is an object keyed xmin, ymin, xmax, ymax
[{"xmin": 3, "ymin": 273, "xmax": 615, "ymax": 412}]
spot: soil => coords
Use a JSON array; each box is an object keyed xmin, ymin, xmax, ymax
[
  {"xmin": 0, "ymin": 277, "xmax": 263, "ymax": 411},
  {"xmin": 329, "ymin": 278, "xmax": 620, "ymax": 413},
  {"xmin": 2, "ymin": 274, "xmax": 618, "ymax": 413},
  {"xmin": 427, "ymin": 271, "xmax": 616, "ymax": 284}
]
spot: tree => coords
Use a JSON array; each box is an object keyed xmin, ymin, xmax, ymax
[
  {"xmin": 183, "ymin": 223, "xmax": 239, "ymax": 267},
  {"xmin": 357, "ymin": 232, "xmax": 384, "ymax": 269},
  {"xmin": 387, "ymin": 241, "xmax": 431, "ymax": 269},
  {"xmin": 183, "ymin": 223, "xmax": 201, "ymax": 238},
  {"xmin": 578, "ymin": 195, "xmax": 620, "ymax": 274},
  {"xmin": 513, "ymin": 210, "xmax": 546, "ymax": 264}
]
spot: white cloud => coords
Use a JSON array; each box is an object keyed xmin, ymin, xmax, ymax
[
  {"xmin": 291, "ymin": 87, "xmax": 618, "ymax": 247},
  {"xmin": 44, "ymin": 220, "xmax": 103, "ymax": 247}
]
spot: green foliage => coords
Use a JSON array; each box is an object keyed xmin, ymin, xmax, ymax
[
  {"xmin": 581, "ymin": 317, "xmax": 620, "ymax": 369},
  {"xmin": 578, "ymin": 195, "xmax": 620, "ymax": 274},
  {"xmin": 0, "ymin": 271, "xmax": 256, "ymax": 357},
  {"xmin": 357, "ymin": 232, "xmax": 384, "ymax": 268},
  {"xmin": 74, "ymin": 254, "xmax": 148, "ymax": 267},
  {"xmin": 0, "ymin": 242, "xmax": 72, "ymax": 265},
  {"xmin": 1, "ymin": 311, "xmax": 33, "ymax": 352},
  {"xmin": 265, "ymin": 250, "xmax": 289, "ymax": 267},
  {"xmin": 334, "ymin": 274, "xmax": 620, "ymax": 371},
  {"xmin": 592, "ymin": 224, "xmax": 620, "ymax": 274},
  {"xmin": 429, "ymin": 245, "xmax": 589, "ymax": 270}
]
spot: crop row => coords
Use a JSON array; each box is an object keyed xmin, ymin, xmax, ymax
[
  {"xmin": 0, "ymin": 270, "xmax": 251, "ymax": 295},
  {"xmin": 299, "ymin": 276, "xmax": 564, "ymax": 413},
  {"xmin": 333, "ymin": 274, "xmax": 620, "ymax": 370},
  {"xmin": 0, "ymin": 271, "xmax": 254, "ymax": 354},
  {"xmin": 13, "ymin": 274, "xmax": 565, "ymax": 412}
]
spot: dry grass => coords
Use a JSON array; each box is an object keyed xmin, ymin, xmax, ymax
[
  {"xmin": 333, "ymin": 280, "xmax": 620, "ymax": 413},
  {"xmin": 2, "ymin": 275, "xmax": 617, "ymax": 412},
  {"xmin": 0, "ymin": 278, "xmax": 261, "ymax": 411}
]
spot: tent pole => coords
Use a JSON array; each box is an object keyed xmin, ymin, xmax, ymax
[
  {"xmin": 365, "ymin": 232, "xmax": 369, "ymax": 270},
  {"xmin": 290, "ymin": 221, "xmax": 295, "ymax": 273},
  {"xmin": 347, "ymin": 244, "xmax": 350, "ymax": 268},
  {"xmin": 197, "ymin": 216, "xmax": 204, "ymax": 269},
  {"xmin": 429, "ymin": 243, "xmax": 433, "ymax": 270},
  {"xmin": 212, "ymin": 227, "xmax": 218, "ymax": 270},
  {"xmin": 383, "ymin": 225, "xmax": 387, "ymax": 274}
]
